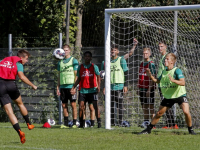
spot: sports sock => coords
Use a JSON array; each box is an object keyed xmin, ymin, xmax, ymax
[
  {"xmin": 73, "ymin": 119, "xmax": 77, "ymax": 126},
  {"xmin": 188, "ymin": 126, "xmax": 193, "ymax": 131},
  {"xmin": 23, "ymin": 114, "xmax": 31, "ymax": 125},
  {"xmin": 13, "ymin": 123, "xmax": 21, "ymax": 135},
  {"xmin": 83, "ymin": 120, "xmax": 85, "ymax": 127},
  {"xmin": 97, "ymin": 118, "xmax": 101, "ymax": 123},
  {"xmin": 79, "ymin": 117, "xmax": 83, "ymax": 127},
  {"xmin": 148, "ymin": 123, "xmax": 154, "ymax": 130},
  {"xmin": 64, "ymin": 117, "xmax": 68, "ymax": 126},
  {"xmin": 91, "ymin": 120, "xmax": 94, "ymax": 126}
]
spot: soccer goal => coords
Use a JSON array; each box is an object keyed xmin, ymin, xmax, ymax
[{"xmin": 105, "ymin": 5, "xmax": 200, "ymax": 129}]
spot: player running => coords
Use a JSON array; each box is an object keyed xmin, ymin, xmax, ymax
[
  {"xmin": 138, "ymin": 53, "xmax": 196, "ymax": 135},
  {"xmin": 0, "ymin": 50, "xmax": 37, "ymax": 144}
]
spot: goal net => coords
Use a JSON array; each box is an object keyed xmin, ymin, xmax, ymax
[{"xmin": 104, "ymin": 5, "xmax": 200, "ymax": 129}]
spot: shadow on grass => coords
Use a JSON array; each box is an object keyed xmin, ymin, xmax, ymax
[{"xmin": 132, "ymin": 130, "xmax": 161, "ymax": 135}]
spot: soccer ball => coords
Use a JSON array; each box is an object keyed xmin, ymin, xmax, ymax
[
  {"xmin": 47, "ymin": 119, "xmax": 56, "ymax": 126},
  {"xmin": 121, "ymin": 121, "xmax": 130, "ymax": 127},
  {"xmin": 53, "ymin": 48, "xmax": 65, "ymax": 60},
  {"xmin": 100, "ymin": 70, "xmax": 105, "ymax": 79},
  {"xmin": 141, "ymin": 121, "xmax": 150, "ymax": 128},
  {"xmin": 76, "ymin": 120, "xmax": 80, "ymax": 127},
  {"xmin": 85, "ymin": 120, "xmax": 91, "ymax": 128}
]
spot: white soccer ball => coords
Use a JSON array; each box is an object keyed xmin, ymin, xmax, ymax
[
  {"xmin": 100, "ymin": 70, "xmax": 105, "ymax": 79},
  {"xmin": 85, "ymin": 120, "xmax": 91, "ymax": 128},
  {"xmin": 47, "ymin": 119, "xmax": 56, "ymax": 126},
  {"xmin": 76, "ymin": 121, "xmax": 80, "ymax": 127},
  {"xmin": 141, "ymin": 121, "xmax": 150, "ymax": 128},
  {"xmin": 53, "ymin": 48, "xmax": 65, "ymax": 60}
]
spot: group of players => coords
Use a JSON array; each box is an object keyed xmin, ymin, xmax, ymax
[
  {"xmin": 0, "ymin": 40, "xmax": 196, "ymax": 144},
  {"xmin": 57, "ymin": 44, "xmax": 101, "ymax": 129},
  {"xmin": 56, "ymin": 40, "xmax": 196, "ymax": 135}
]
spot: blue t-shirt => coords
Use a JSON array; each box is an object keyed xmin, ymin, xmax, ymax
[
  {"xmin": 101, "ymin": 56, "xmax": 128, "ymax": 90},
  {"xmin": 77, "ymin": 63, "xmax": 100, "ymax": 94},
  {"xmin": 57, "ymin": 57, "xmax": 79, "ymax": 89}
]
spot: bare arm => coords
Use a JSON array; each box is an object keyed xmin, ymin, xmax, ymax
[
  {"xmin": 18, "ymin": 72, "xmax": 37, "ymax": 90},
  {"xmin": 145, "ymin": 68, "xmax": 160, "ymax": 84},
  {"xmin": 123, "ymin": 38, "xmax": 138, "ymax": 60},
  {"xmin": 168, "ymin": 75, "xmax": 185, "ymax": 86},
  {"xmin": 70, "ymin": 76, "xmax": 81, "ymax": 95},
  {"xmin": 96, "ymin": 75, "xmax": 101, "ymax": 93},
  {"xmin": 72, "ymin": 76, "xmax": 81, "ymax": 89},
  {"xmin": 56, "ymin": 71, "xmax": 60, "ymax": 95}
]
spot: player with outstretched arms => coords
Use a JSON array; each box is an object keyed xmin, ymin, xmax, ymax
[
  {"xmin": 138, "ymin": 53, "xmax": 196, "ymax": 135},
  {"xmin": 71, "ymin": 51, "xmax": 101, "ymax": 128},
  {"xmin": 56, "ymin": 44, "xmax": 79, "ymax": 128},
  {"xmin": 101, "ymin": 38, "xmax": 138, "ymax": 69},
  {"xmin": 102, "ymin": 45, "xmax": 129, "ymax": 126},
  {"xmin": 0, "ymin": 50, "xmax": 37, "ymax": 144}
]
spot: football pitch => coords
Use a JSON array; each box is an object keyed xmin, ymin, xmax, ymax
[{"xmin": 0, "ymin": 123, "xmax": 199, "ymax": 150}]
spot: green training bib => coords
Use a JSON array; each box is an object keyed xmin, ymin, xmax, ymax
[
  {"xmin": 110, "ymin": 57, "xmax": 124, "ymax": 84},
  {"xmin": 160, "ymin": 67, "xmax": 186, "ymax": 99},
  {"xmin": 60, "ymin": 57, "xmax": 75, "ymax": 85}
]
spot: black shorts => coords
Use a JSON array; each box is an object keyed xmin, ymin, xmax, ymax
[
  {"xmin": 161, "ymin": 96, "xmax": 188, "ymax": 108},
  {"xmin": 139, "ymin": 89, "xmax": 155, "ymax": 105},
  {"xmin": 0, "ymin": 79, "xmax": 20, "ymax": 107},
  {"xmin": 78, "ymin": 92, "xmax": 98, "ymax": 104},
  {"xmin": 111, "ymin": 90, "xmax": 123, "ymax": 102},
  {"xmin": 60, "ymin": 88, "xmax": 77, "ymax": 103}
]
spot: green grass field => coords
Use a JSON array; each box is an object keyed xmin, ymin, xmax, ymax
[{"xmin": 0, "ymin": 122, "xmax": 200, "ymax": 150}]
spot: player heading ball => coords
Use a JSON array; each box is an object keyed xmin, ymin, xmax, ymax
[{"xmin": 0, "ymin": 49, "xmax": 37, "ymax": 144}]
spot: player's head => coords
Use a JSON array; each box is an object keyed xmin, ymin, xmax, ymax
[
  {"xmin": 165, "ymin": 53, "xmax": 176, "ymax": 67},
  {"xmin": 83, "ymin": 51, "xmax": 92, "ymax": 63},
  {"xmin": 111, "ymin": 44, "xmax": 119, "ymax": 57},
  {"xmin": 143, "ymin": 48, "xmax": 151, "ymax": 60},
  {"xmin": 63, "ymin": 44, "xmax": 71, "ymax": 57},
  {"xmin": 17, "ymin": 49, "xmax": 30, "ymax": 65},
  {"xmin": 158, "ymin": 41, "xmax": 167, "ymax": 55}
]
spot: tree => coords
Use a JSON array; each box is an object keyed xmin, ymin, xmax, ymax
[
  {"xmin": 75, "ymin": 0, "xmax": 83, "ymax": 48},
  {"xmin": 0, "ymin": 0, "xmax": 65, "ymax": 47}
]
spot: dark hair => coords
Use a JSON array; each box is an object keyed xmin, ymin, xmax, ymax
[
  {"xmin": 17, "ymin": 49, "xmax": 30, "ymax": 57},
  {"xmin": 84, "ymin": 51, "xmax": 92, "ymax": 57},
  {"xmin": 111, "ymin": 44, "xmax": 119, "ymax": 50},
  {"xmin": 63, "ymin": 44, "xmax": 71, "ymax": 50}
]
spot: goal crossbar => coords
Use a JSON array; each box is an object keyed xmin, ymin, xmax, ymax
[{"xmin": 105, "ymin": 4, "xmax": 200, "ymax": 14}]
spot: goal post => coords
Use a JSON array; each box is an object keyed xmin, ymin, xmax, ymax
[
  {"xmin": 104, "ymin": 4, "xmax": 200, "ymax": 129},
  {"xmin": 105, "ymin": 12, "xmax": 111, "ymax": 129}
]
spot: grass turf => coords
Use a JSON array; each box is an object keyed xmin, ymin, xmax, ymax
[{"xmin": 0, "ymin": 123, "xmax": 199, "ymax": 150}]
